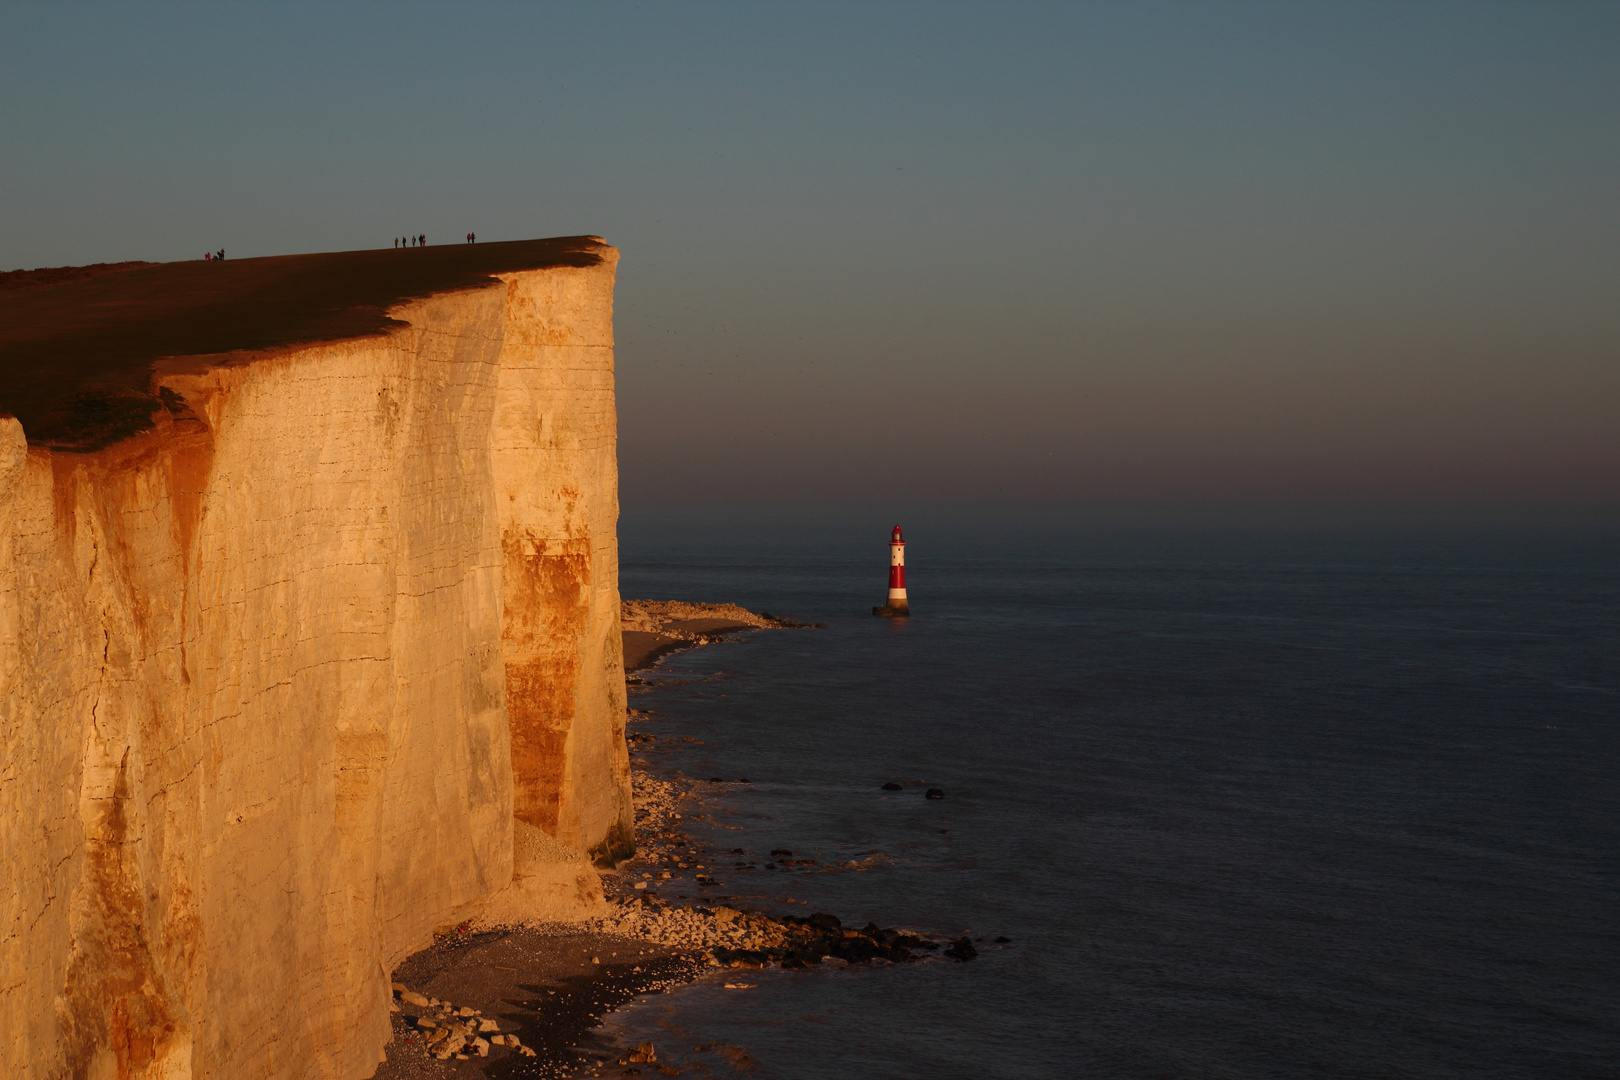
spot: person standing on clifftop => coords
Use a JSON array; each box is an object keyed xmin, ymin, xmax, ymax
[{"xmin": 420, "ymin": 233, "xmax": 427, "ymax": 246}]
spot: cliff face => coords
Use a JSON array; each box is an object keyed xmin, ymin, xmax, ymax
[{"xmin": 0, "ymin": 244, "xmax": 628, "ymax": 1080}]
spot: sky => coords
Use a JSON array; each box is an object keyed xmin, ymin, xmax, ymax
[{"xmin": 2, "ymin": 2, "xmax": 1616, "ymax": 509}]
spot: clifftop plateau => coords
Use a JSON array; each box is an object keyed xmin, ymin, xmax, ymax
[{"xmin": 0, "ymin": 237, "xmax": 605, "ymax": 449}]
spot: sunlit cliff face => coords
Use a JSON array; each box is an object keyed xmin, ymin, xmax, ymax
[{"xmin": 0, "ymin": 245, "xmax": 628, "ymax": 1080}]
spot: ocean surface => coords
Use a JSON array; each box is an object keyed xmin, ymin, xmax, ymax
[{"xmin": 604, "ymin": 507, "xmax": 1618, "ymax": 1080}]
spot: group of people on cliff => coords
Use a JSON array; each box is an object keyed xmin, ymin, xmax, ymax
[
  {"xmin": 201, "ymin": 232, "xmax": 472, "ymax": 259},
  {"xmin": 392, "ymin": 233, "xmax": 476, "ymax": 247}
]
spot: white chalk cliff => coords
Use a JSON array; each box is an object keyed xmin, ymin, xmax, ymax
[{"xmin": 0, "ymin": 242, "xmax": 628, "ymax": 1079}]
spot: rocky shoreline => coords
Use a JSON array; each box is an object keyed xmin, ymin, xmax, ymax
[
  {"xmin": 587, "ymin": 736, "xmax": 967, "ymax": 971},
  {"xmin": 374, "ymin": 602, "xmax": 969, "ymax": 1079}
]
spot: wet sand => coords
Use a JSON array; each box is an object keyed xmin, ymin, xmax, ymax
[{"xmin": 622, "ymin": 619, "xmax": 762, "ymax": 674}]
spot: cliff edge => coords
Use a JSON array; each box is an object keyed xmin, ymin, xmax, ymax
[{"xmin": 0, "ymin": 238, "xmax": 630, "ymax": 1079}]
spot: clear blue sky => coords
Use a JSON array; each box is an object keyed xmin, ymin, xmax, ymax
[{"xmin": 4, "ymin": 2, "xmax": 1616, "ymax": 507}]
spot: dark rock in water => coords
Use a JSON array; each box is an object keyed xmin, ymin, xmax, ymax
[
  {"xmin": 926, "ymin": 788, "xmax": 945, "ymax": 799},
  {"xmin": 994, "ymin": 936, "xmax": 1012, "ymax": 944},
  {"xmin": 739, "ymin": 778, "xmax": 752, "ymax": 783},
  {"xmin": 707, "ymin": 907, "xmax": 955, "ymax": 972},
  {"xmin": 783, "ymin": 947, "xmax": 825, "ymax": 968},
  {"xmin": 730, "ymin": 848, "xmax": 745, "ymax": 854},
  {"xmin": 881, "ymin": 782, "xmax": 903, "ymax": 791},
  {"xmin": 713, "ymin": 947, "xmax": 771, "ymax": 968},
  {"xmin": 835, "ymin": 935, "xmax": 882, "ymax": 962},
  {"xmin": 708, "ymin": 777, "xmax": 725, "ymax": 783},
  {"xmin": 770, "ymin": 848, "xmax": 792, "ymax": 857},
  {"xmin": 945, "ymin": 936, "xmax": 978, "ymax": 961}
]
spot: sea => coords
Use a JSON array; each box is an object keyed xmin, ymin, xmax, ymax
[{"xmin": 602, "ymin": 506, "xmax": 1618, "ymax": 1080}]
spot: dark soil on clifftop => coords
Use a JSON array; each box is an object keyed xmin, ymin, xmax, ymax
[{"xmin": 0, "ymin": 237, "xmax": 606, "ymax": 450}]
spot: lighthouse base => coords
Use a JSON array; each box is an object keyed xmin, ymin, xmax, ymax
[{"xmin": 872, "ymin": 601, "xmax": 910, "ymax": 617}]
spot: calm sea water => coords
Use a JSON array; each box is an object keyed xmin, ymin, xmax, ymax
[{"xmin": 604, "ymin": 507, "xmax": 1618, "ymax": 1080}]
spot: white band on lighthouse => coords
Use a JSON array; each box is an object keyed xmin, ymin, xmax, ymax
[{"xmin": 888, "ymin": 537, "xmax": 906, "ymax": 600}]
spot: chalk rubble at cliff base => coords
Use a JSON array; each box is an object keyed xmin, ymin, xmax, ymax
[
  {"xmin": 375, "ymin": 925, "xmax": 705, "ymax": 1080},
  {"xmin": 389, "ymin": 985, "xmax": 536, "ymax": 1061}
]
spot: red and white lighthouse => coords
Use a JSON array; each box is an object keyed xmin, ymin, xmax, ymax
[{"xmin": 873, "ymin": 525, "xmax": 910, "ymax": 616}]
